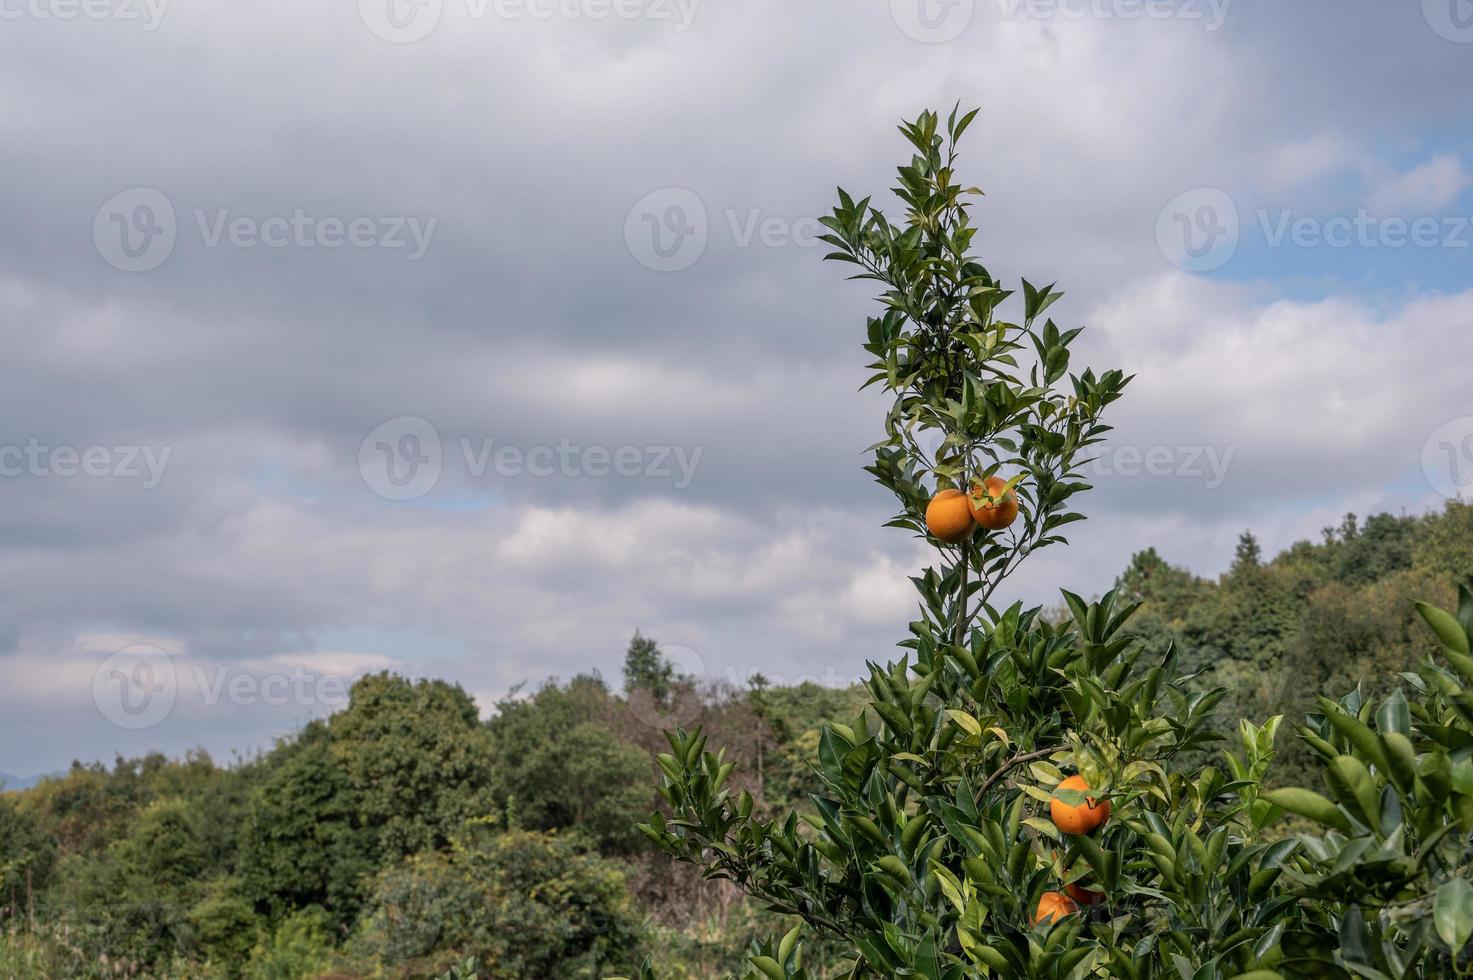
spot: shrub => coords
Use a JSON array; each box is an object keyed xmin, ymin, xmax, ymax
[
  {"xmin": 0, "ymin": 794, "xmax": 56, "ymax": 914},
  {"xmin": 355, "ymin": 827, "xmax": 640, "ymax": 978},
  {"xmin": 238, "ymin": 727, "xmax": 376, "ymax": 925},
  {"xmin": 243, "ymin": 906, "xmax": 338, "ymax": 980},
  {"xmin": 488, "ymin": 676, "xmax": 653, "ymax": 853},
  {"xmin": 1264, "ymin": 585, "xmax": 1473, "ymax": 975}
]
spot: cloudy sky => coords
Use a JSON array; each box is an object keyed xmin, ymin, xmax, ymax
[{"xmin": 1, "ymin": 0, "xmax": 1470, "ymax": 776}]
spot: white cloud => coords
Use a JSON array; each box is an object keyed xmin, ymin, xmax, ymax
[
  {"xmin": 1368, "ymin": 154, "xmax": 1472, "ymax": 214},
  {"xmin": 244, "ymin": 650, "xmax": 400, "ymax": 676},
  {"xmin": 1258, "ymin": 135, "xmax": 1356, "ymax": 194},
  {"xmin": 838, "ymin": 554, "xmax": 920, "ymax": 627},
  {"xmin": 1083, "ymin": 275, "xmax": 1473, "ymax": 511}
]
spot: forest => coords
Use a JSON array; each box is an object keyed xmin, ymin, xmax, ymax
[{"xmin": 2, "ymin": 499, "xmax": 1468, "ymax": 978}]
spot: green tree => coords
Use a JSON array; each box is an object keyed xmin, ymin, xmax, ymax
[
  {"xmin": 1232, "ymin": 531, "xmax": 1263, "ymax": 575},
  {"xmin": 329, "ymin": 672, "xmax": 497, "ymax": 858},
  {"xmin": 59, "ymin": 796, "xmax": 213, "ymax": 969},
  {"xmin": 1113, "ymin": 547, "xmax": 1201, "ymax": 609},
  {"xmin": 489, "ymin": 676, "xmax": 651, "ymax": 853},
  {"xmin": 1414, "ymin": 500, "xmax": 1473, "ymax": 580},
  {"xmin": 238, "ymin": 725, "xmax": 376, "ymax": 924},
  {"xmin": 629, "ymin": 108, "xmax": 1299, "ymax": 979},
  {"xmin": 626, "ymin": 631, "xmax": 679, "ymax": 702},
  {"xmin": 187, "ymin": 876, "xmax": 261, "ymax": 970},
  {"xmin": 243, "ymin": 906, "xmax": 337, "ymax": 979},
  {"xmin": 1335, "ymin": 513, "xmax": 1417, "ymax": 586},
  {"xmin": 0, "ymin": 795, "xmax": 55, "ymax": 913}
]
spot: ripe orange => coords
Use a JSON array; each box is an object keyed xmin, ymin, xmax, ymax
[
  {"xmin": 925, "ymin": 489, "xmax": 975, "ymax": 543},
  {"xmin": 1032, "ymin": 890, "xmax": 1078, "ymax": 926},
  {"xmin": 969, "ymin": 475, "xmax": 1019, "ymax": 531},
  {"xmin": 1050, "ymin": 774, "xmax": 1110, "ymax": 835}
]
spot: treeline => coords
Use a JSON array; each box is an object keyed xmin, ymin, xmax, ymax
[
  {"xmin": 1116, "ymin": 499, "xmax": 1473, "ymax": 786},
  {"xmin": 0, "ymin": 501, "xmax": 1468, "ymax": 977},
  {"xmin": 0, "ymin": 639, "xmax": 863, "ymax": 978}
]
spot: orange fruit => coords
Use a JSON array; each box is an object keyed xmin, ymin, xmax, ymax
[
  {"xmin": 1065, "ymin": 881, "xmax": 1106, "ymax": 907},
  {"xmin": 969, "ymin": 476, "xmax": 1019, "ymax": 531},
  {"xmin": 925, "ymin": 489, "xmax": 975, "ymax": 543},
  {"xmin": 1032, "ymin": 890, "xmax": 1078, "ymax": 926},
  {"xmin": 1050, "ymin": 774, "xmax": 1110, "ymax": 835}
]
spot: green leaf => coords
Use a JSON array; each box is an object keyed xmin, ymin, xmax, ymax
[
  {"xmin": 1381, "ymin": 732, "xmax": 1419, "ymax": 795},
  {"xmin": 1376, "ymin": 689, "xmax": 1411, "ymax": 736},
  {"xmin": 1418, "ymin": 601, "xmax": 1471, "ymax": 656},
  {"xmin": 1326, "ymin": 756, "xmax": 1381, "ymax": 829},
  {"xmin": 945, "ymin": 709, "xmax": 982, "ymax": 737},
  {"xmin": 1263, "ymin": 787, "xmax": 1352, "ymax": 833},
  {"xmin": 749, "ymin": 955, "xmax": 785, "ymax": 980},
  {"xmin": 1434, "ymin": 877, "xmax": 1473, "ymax": 953},
  {"xmin": 777, "ymin": 924, "xmax": 801, "ymax": 965},
  {"xmin": 1023, "ymin": 816, "xmax": 1060, "ymax": 841},
  {"xmin": 1321, "ymin": 702, "xmax": 1389, "ymax": 771}
]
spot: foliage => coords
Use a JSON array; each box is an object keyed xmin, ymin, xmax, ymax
[
  {"xmin": 626, "ymin": 630, "xmax": 682, "ymax": 703},
  {"xmin": 243, "ymin": 906, "xmax": 337, "ymax": 979},
  {"xmin": 748, "ymin": 682, "xmax": 872, "ymax": 814},
  {"xmin": 488, "ymin": 674, "xmax": 653, "ymax": 853},
  {"xmin": 637, "ymin": 108, "xmax": 1282, "ymax": 978},
  {"xmin": 237, "ymin": 725, "xmax": 376, "ymax": 925},
  {"xmin": 0, "ymin": 793, "xmax": 56, "ymax": 909},
  {"xmin": 328, "ymin": 672, "xmax": 498, "ymax": 859},
  {"xmin": 625, "ymin": 107, "xmax": 1469, "ymax": 980},
  {"xmin": 639, "ymin": 600, "xmax": 1298, "ymax": 978},
  {"xmin": 0, "ymin": 659, "xmax": 823, "ymax": 978},
  {"xmin": 187, "ymin": 876, "xmax": 261, "ymax": 968},
  {"xmin": 1263, "ymin": 587, "xmax": 1473, "ymax": 976},
  {"xmin": 1124, "ymin": 506, "xmax": 1467, "ymax": 788},
  {"xmin": 354, "ymin": 827, "xmax": 641, "ymax": 978}
]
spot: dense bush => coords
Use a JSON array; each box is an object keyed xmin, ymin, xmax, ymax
[
  {"xmin": 0, "ymin": 794, "xmax": 55, "ymax": 911},
  {"xmin": 238, "ymin": 726, "xmax": 376, "ymax": 925},
  {"xmin": 353, "ymin": 827, "xmax": 640, "ymax": 977},
  {"xmin": 488, "ymin": 675, "xmax": 653, "ymax": 853},
  {"xmin": 1263, "ymin": 589, "xmax": 1473, "ymax": 975}
]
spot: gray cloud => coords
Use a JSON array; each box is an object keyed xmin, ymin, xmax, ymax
[{"xmin": 1, "ymin": 0, "xmax": 1470, "ymax": 771}]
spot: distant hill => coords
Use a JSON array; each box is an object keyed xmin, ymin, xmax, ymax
[
  {"xmin": 1117, "ymin": 499, "xmax": 1473, "ymax": 787},
  {"xmin": 0, "ymin": 770, "xmax": 59, "ymax": 791}
]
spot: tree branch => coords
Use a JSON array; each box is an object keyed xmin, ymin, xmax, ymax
[{"xmin": 976, "ymin": 745, "xmax": 1065, "ymax": 803}]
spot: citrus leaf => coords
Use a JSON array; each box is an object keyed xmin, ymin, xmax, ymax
[
  {"xmin": 1418, "ymin": 601, "xmax": 1471, "ymax": 657},
  {"xmin": 1434, "ymin": 877, "xmax": 1473, "ymax": 952},
  {"xmin": 1263, "ymin": 787, "xmax": 1352, "ymax": 833}
]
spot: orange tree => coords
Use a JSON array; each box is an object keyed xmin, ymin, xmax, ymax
[
  {"xmin": 1261, "ymin": 589, "xmax": 1473, "ymax": 977},
  {"xmin": 621, "ymin": 109, "xmax": 1328, "ymax": 979}
]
